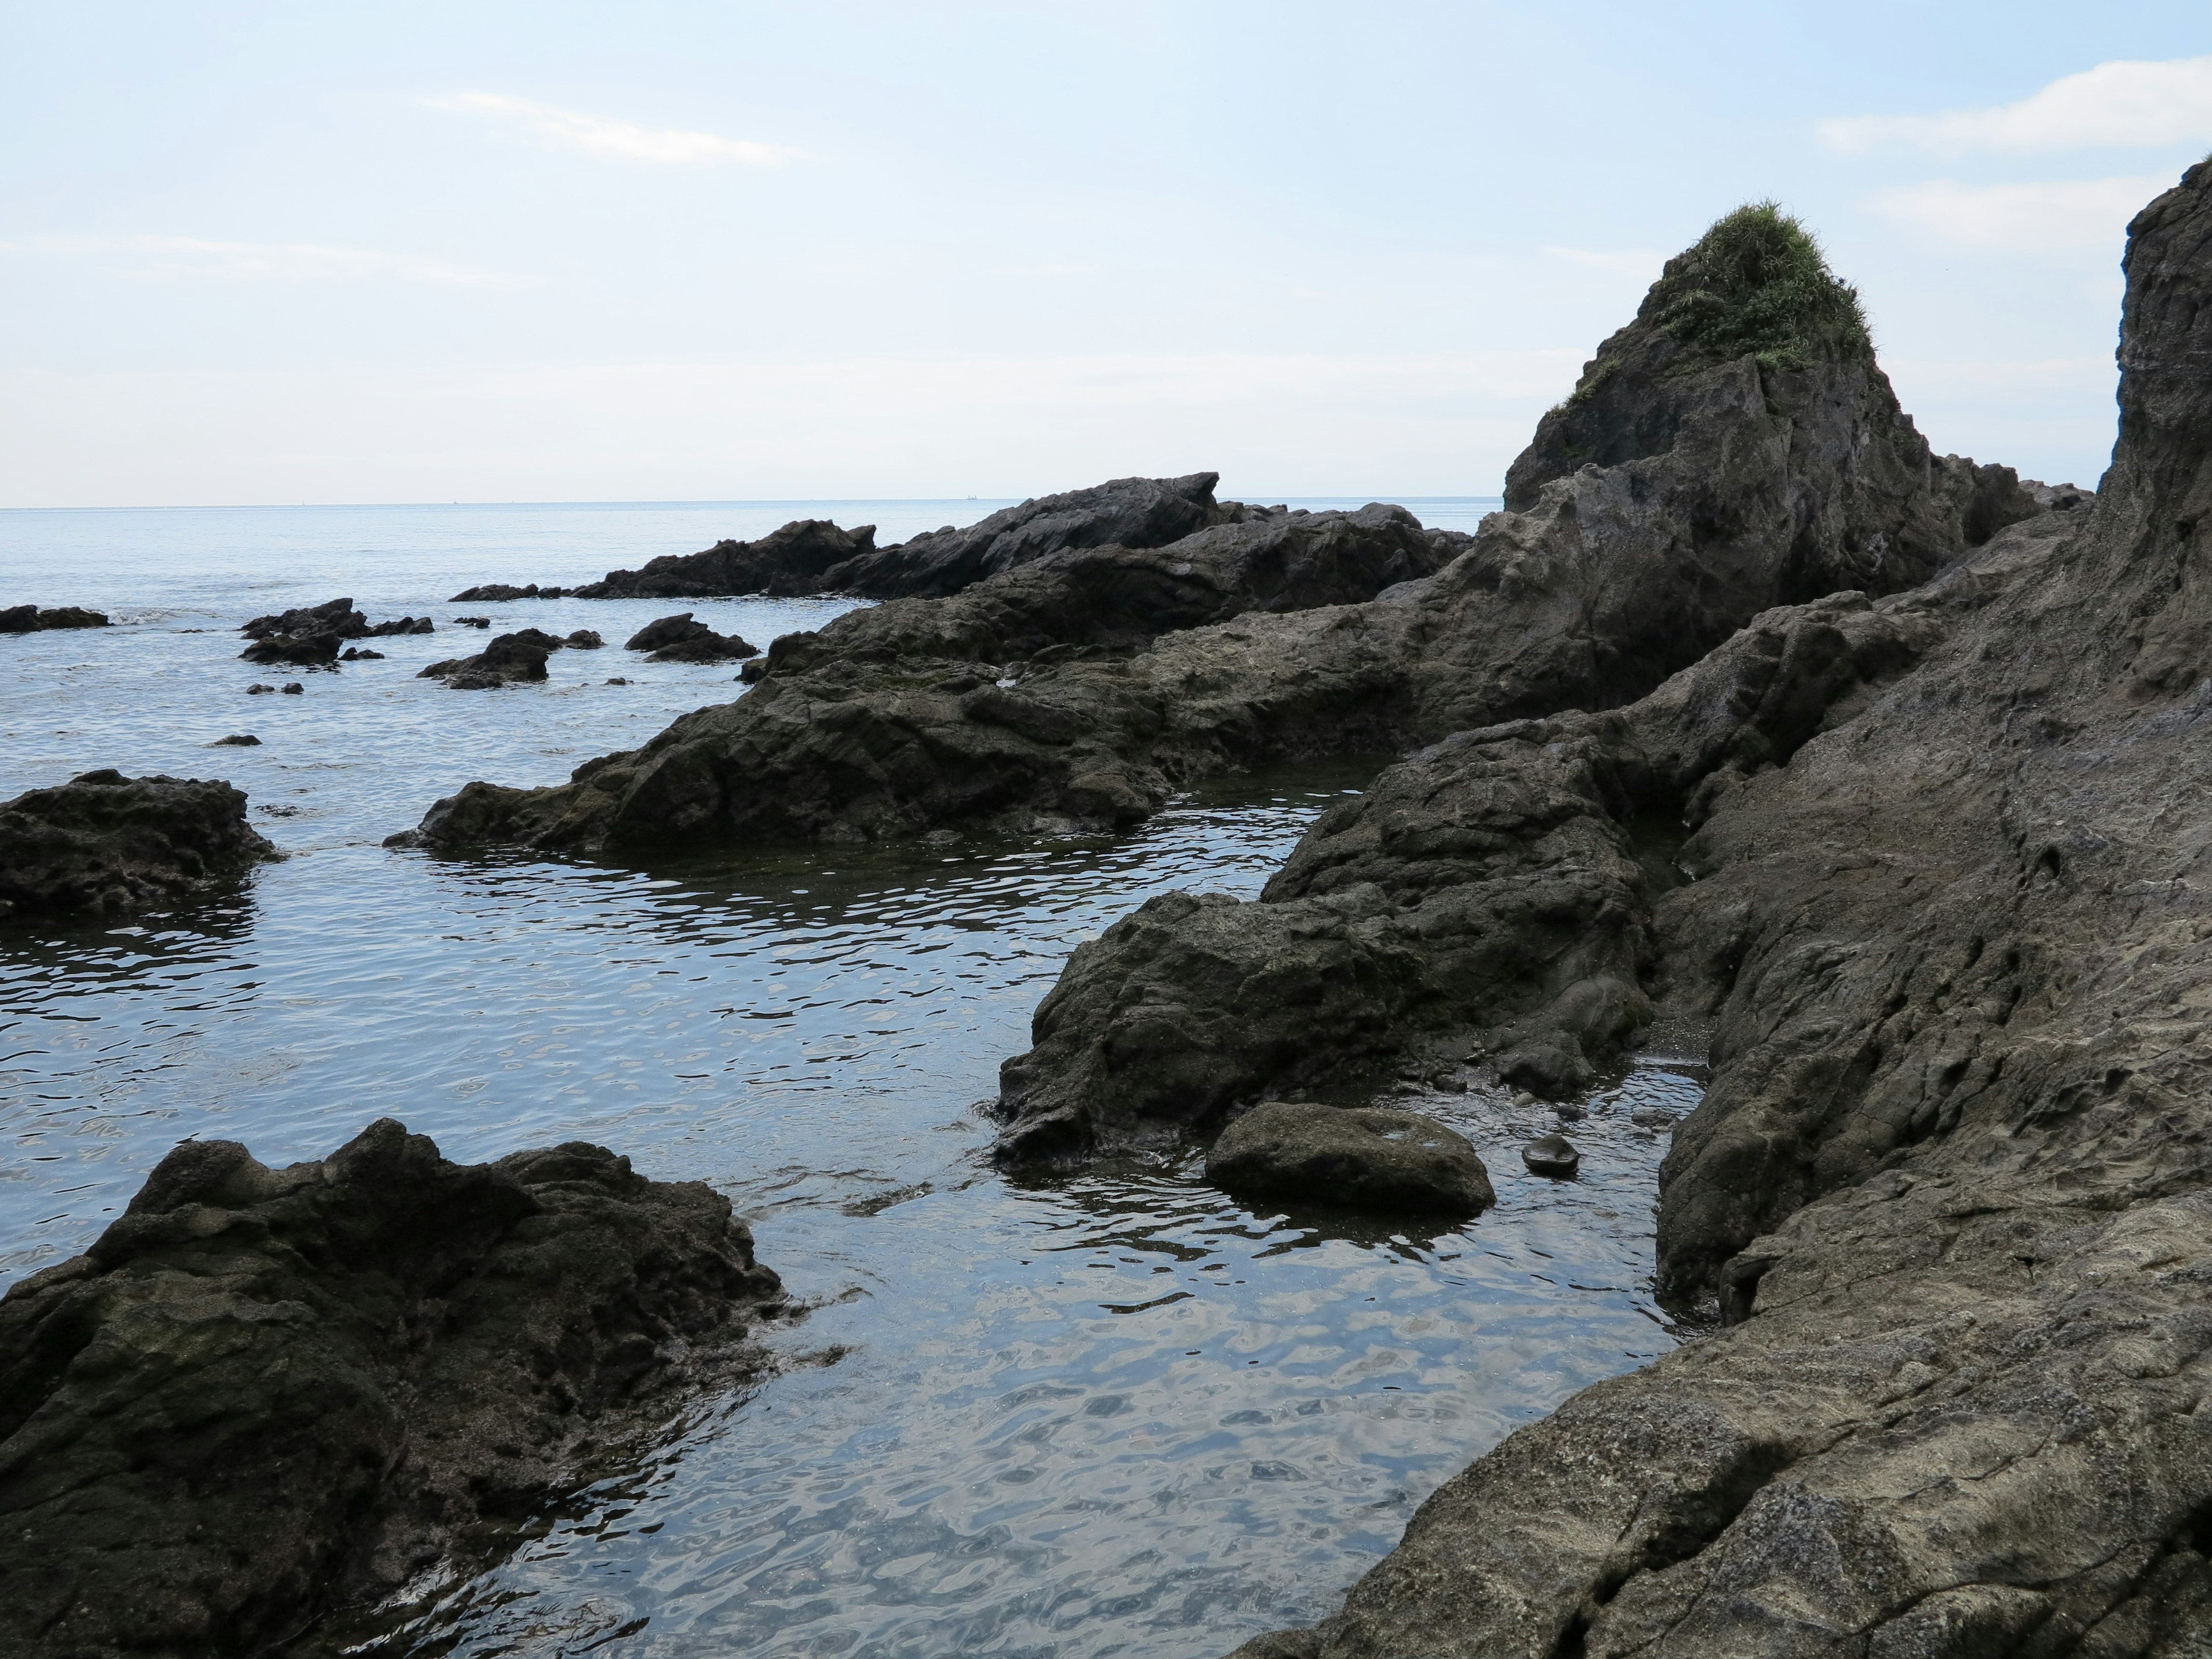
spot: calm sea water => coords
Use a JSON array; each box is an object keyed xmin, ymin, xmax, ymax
[{"xmin": 0, "ymin": 497, "xmax": 1696, "ymax": 1658}]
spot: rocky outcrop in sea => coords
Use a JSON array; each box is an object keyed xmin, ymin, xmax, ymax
[
  {"xmin": 239, "ymin": 597, "xmax": 434, "ymax": 666},
  {"xmin": 0, "ymin": 769, "xmax": 281, "ymax": 920},
  {"xmin": 0, "ymin": 605, "xmax": 108, "ymax": 632},
  {"xmin": 0, "ymin": 1119, "xmax": 785, "ymax": 1658}
]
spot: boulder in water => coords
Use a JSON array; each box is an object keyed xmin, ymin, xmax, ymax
[
  {"xmin": 1, "ymin": 604, "xmax": 109, "ymax": 632},
  {"xmin": 0, "ymin": 769, "xmax": 280, "ymax": 920},
  {"xmin": 623, "ymin": 612, "xmax": 759, "ymax": 662},
  {"xmin": 1206, "ymin": 1101, "xmax": 1495, "ymax": 1217},
  {"xmin": 0, "ymin": 1119, "xmax": 783, "ymax": 1659}
]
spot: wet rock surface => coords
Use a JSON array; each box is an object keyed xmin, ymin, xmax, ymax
[
  {"xmin": 1205, "ymin": 1101, "xmax": 1494, "ymax": 1217},
  {"xmin": 238, "ymin": 597, "xmax": 432, "ymax": 665},
  {"xmin": 0, "ymin": 769, "xmax": 280, "ymax": 920},
  {"xmin": 623, "ymin": 612, "xmax": 759, "ymax": 662},
  {"xmin": 1, "ymin": 604, "xmax": 109, "ymax": 632},
  {"xmin": 1220, "ymin": 162, "xmax": 2212, "ymax": 1659},
  {"xmin": 418, "ymin": 627, "xmax": 575, "ymax": 689},
  {"xmin": 0, "ymin": 1118, "xmax": 784, "ymax": 1659},
  {"xmin": 405, "ymin": 502, "xmax": 1460, "ymax": 850}
]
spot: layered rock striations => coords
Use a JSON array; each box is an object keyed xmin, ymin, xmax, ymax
[
  {"xmin": 1219, "ymin": 162, "xmax": 2212, "ymax": 1659},
  {"xmin": 0, "ymin": 1119, "xmax": 784, "ymax": 1659},
  {"xmin": 0, "ymin": 769, "xmax": 281, "ymax": 920},
  {"xmin": 404, "ymin": 208, "xmax": 2044, "ymax": 859}
]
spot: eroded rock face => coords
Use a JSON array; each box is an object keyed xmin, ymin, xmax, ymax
[
  {"xmin": 0, "ymin": 769, "xmax": 281, "ymax": 920},
  {"xmin": 0, "ymin": 1119, "xmax": 783, "ymax": 1659},
  {"xmin": 1219, "ymin": 160, "xmax": 2212, "ymax": 1659},
  {"xmin": 403, "ymin": 212, "xmax": 2050, "ymax": 858},
  {"xmin": 1206, "ymin": 1101, "xmax": 1494, "ymax": 1217}
]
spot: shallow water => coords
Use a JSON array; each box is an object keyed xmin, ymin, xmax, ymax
[{"xmin": 0, "ymin": 497, "xmax": 1694, "ymax": 1657}]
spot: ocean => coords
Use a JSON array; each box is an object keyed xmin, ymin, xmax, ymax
[{"xmin": 0, "ymin": 496, "xmax": 1692, "ymax": 1657}]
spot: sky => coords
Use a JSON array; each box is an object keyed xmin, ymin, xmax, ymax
[{"xmin": 3, "ymin": 1, "xmax": 2209, "ymax": 509}]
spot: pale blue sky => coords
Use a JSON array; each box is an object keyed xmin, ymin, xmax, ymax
[{"xmin": 4, "ymin": 2, "xmax": 2208, "ymax": 507}]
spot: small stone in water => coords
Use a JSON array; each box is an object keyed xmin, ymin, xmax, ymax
[
  {"xmin": 1523, "ymin": 1134, "xmax": 1580, "ymax": 1176},
  {"xmin": 281, "ymin": 682, "xmax": 304, "ymax": 695},
  {"xmin": 212, "ymin": 734, "xmax": 260, "ymax": 747},
  {"xmin": 1554, "ymin": 1102, "xmax": 1586, "ymax": 1121}
]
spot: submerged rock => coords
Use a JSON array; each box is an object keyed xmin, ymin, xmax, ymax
[
  {"xmin": 211, "ymin": 733, "xmax": 260, "ymax": 747},
  {"xmin": 0, "ymin": 604, "xmax": 109, "ymax": 632},
  {"xmin": 1206, "ymin": 1102, "xmax": 1494, "ymax": 1217},
  {"xmin": 0, "ymin": 1119, "xmax": 783, "ymax": 1659},
  {"xmin": 0, "ymin": 769, "xmax": 280, "ymax": 920},
  {"xmin": 1221, "ymin": 166, "xmax": 2212, "ymax": 1659}
]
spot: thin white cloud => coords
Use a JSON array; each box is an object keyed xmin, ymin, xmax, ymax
[
  {"xmin": 5, "ymin": 234, "xmax": 524, "ymax": 286},
  {"xmin": 1821, "ymin": 56, "xmax": 2212, "ymax": 156},
  {"xmin": 1544, "ymin": 246, "xmax": 1664, "ymax": 278},
  {"xmin": 429, "ymin": 92, "xmax": 797, "ymax": 168},
  {"xmin": 1866, "ymin": 176, "xmax": 2171, "ymax": 251}
]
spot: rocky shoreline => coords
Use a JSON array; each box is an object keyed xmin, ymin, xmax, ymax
[
  {"xmin": 9, "ymin": 160, "xmax": 2206, "ymax": 1656},
  {"xmin": 375, "ymin": 171, "xmax": 2212, "ymax": 1654},
  {"xmin": 1214, "ymin": 160, "xmax": 2212, "ymax": 1659}
]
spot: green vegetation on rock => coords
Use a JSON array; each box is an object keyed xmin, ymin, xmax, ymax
[{"xmin": 1572, "ymin": 202, "xmax": 1870, "ymax": 402}]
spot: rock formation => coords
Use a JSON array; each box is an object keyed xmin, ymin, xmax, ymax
[
  {"xmin": 624, "ymin": 613, "xmax": 759, "ymax": 662},
  {"xmin": 0, "ymin": 1119, "xmax": 783, "ymax": 1659},
  {"xmin": 1206, "ymin": 1101, "xmax": 1494, "ymax": 1217},
  {"xmin": 399, "ymin": 501, "xmax": 1459, "ymax": 849},
  {"xmin": 0, "ymin": 770, "xmax": 280, "ymax": 920},
  {"xmin": 456, "ymin": 471, "xmax": 1230, "ymax": 604},
  {"xmin": 239, "ymin": 598, "xmax": 432, "ymax": 665},
  {"xmin": 418, "ymin": 627, "xmax": 570, "ymax": 689},
  {"xmin": 402, "ymin": 207, "xmax": 2046, "ymax": 859},
  {"xmin": 0, "ymin": 604, "xmax": 108, "ymax": 632},
  {"xmin": 1217, "ymin": 162, "xmax": 2212, "ymax": 1659}
]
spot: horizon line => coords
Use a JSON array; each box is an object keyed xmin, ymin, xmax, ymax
[{"xmin": 0, "ymin": 493, "xmax": 1509, "ymax": 516}]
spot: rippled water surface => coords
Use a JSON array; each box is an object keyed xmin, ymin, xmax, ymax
[{"xmin": 0, "ymin": 497, "xmax": 1695, "ymax": 1658}]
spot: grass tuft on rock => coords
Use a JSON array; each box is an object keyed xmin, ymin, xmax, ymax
[{"xmin": 1573, "ymin": 202, "xmax": 1870, "ymax": 401}]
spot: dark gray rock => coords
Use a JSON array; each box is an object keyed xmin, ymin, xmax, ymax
[
  {"xmin": 0, "ymin": 605, "xmax": 109, "ymax": 632},
  {"xmin": 448, "ymin": 582, "xmax": 569, "ymax": 601},
  {"xmin": 1219, "ymin": 161, "xmax": 2212, "ymax": 1659},
  {"xmin": 821, "ymin": 472, "xmax": 1225, "ymax": 599},
  {"xmin": 0, "ymin": 1119, "xmax": 783, "ymax": 1659},
  {"xmin": 624, "ymin": 613, "xmax": 759, "ymax": 662},
  {"xmin": 418, "ymin": 631, "xmax": 559, "ymax": 689},
  {"xmin": 238, "ymin": 599, "xmax": 427, "ymax": 664},
  {"xmin": 1520, "ymin": 1133, "xmax": 1579, "ymax": 1176},
  {"xmin": 0, "ymin": 770, "xmax": 280, "ymax": 920},
  {"xmin": 571, "ymin": 518, "xmax": 877, "ymax": 600},
  {"xmin": 1206, "ymin": 1101, "xmax": 1494, "ymax": 1217},
  {"xmin": 407, "ymin": 503, "xmax": 1455, "ymax": 851},
  {"xmin": 565, "ymin": 628, "xmax": 603, "ymax": 649},
  {"xmin": 211, "ymin": 734, "xmax": 260, "ymax": 747},
  {"xmin": 339, "ymin": 646, "xmax": 383, "ymax": 660}
]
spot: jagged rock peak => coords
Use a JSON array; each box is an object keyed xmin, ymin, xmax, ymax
[{"xmin": 1507, "ymin": 202, "xmax": 1878, "ymax": 511}]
